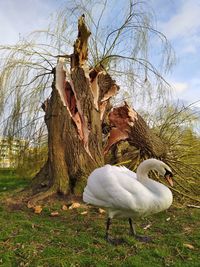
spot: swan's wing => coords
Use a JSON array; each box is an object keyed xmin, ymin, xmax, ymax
[
  {"xmin": 83, "ymin": 165, "xmax": 149, "ymax": 210},
  {"xmin": 117, "ymin": 166, "xmax": 137, "ymax": 180}
]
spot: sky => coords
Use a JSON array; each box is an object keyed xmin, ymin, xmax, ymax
[
  {"xmin": 150, "ymin": 0, "xmax": 200, "ymax": 109},
  {"xmin": 0, "ymin": 0, "xmax": 200, "ymax": 109}
]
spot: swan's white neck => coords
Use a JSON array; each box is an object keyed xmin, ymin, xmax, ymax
[
  {"xmin": 136, "ymin": 159, "xmax": 173, "ymax": 213},
  {"xmin": 136, "ymin": 159, "xmax": 157, "ymax": 182}
]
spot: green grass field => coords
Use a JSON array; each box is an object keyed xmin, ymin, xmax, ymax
[{"xmin": 0, "ymin": 173, "xmax": 199, "ymax": 267}]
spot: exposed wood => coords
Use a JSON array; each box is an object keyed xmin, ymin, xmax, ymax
[
  {"xmin": 71, "ymin": 14, "xmax": 91, "ymax": 68},
  {"xmin": 104, "ymin": 102, "xmax": 167, "ymax": 158}
]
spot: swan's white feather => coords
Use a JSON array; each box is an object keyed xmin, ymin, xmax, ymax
[
  {"xmin": 84, "ymin": 165, "xmax": 154, "ymax": 211},
  {"xmin": 83, "ymin": 160, "xmax": 173, "ymax": 218}
]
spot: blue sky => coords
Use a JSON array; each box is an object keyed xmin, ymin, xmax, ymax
[
  {"xmin": 0, "ymin": 0, "xmax": 200, "ymax": 108},
  {"xmin": 151, "ymin": 0, "xmax": 200, "ymax": 108}
]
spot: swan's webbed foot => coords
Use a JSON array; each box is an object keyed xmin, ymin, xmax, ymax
[
  {"xmin": 105, "ymin": 235, "xmax": 125, "ymax": 245},
  {"xmin": 135, "ymin": 235, "xmax": 152, "ymax": 243},
  {"xmin": 128, "ymin": 218, "xmax": 152, "ymax": 243},
  {"xmin": 105, "ymin": 217, "xmax": 126, "ymax": 245}
]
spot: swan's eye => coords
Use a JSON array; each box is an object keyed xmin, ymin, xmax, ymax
[{"xmin": 164, "ymin": 169, "xmax": 173, "ymax": 178}]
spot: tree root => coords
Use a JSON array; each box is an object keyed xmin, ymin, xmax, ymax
[
  {"xmin": 27, "ymin": 185, "xmax": 57, "ymax": 208},
  {"xmin": 30, "ymin": 161, "xmax": 50, "ymax": 193}
]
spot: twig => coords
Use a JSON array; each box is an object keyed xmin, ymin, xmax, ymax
[
  {"xmin": 175, "ymin": 248, "xmax": 185, "ymax": 261},
  {"xmin": 170, "ymin": 188, "xmax": 200, "ymax": 203},
  {"xmin": 187, "ymin": 204, "xmax": 200, "ymax": 209}
]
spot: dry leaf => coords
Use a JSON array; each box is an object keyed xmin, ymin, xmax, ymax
[
  {"xmin": 98, "ymin": 208, "xmax": 106, "ymax": 214},
  {"xmin": 62, "ymin": 205, "xmax": 68, "ymax": 211},
  {"xmin": 80, "ymin": 211, "xmax": 88, "ymax": 215},
  {"xmin": 27, "ymin": 202, "xmax": 34, "ymax": 209},
  {"xmin": 183, "ymin": 227, "xmax": 192, "ymax": 233},
  {"xmin": 183, "ymin": 243, "xmax": 195, "ymax": 250},
  {"xmin": 143, "ymin": 224, "xmax": 151, "ymax": 230},
  {"xmin": 50, "ymin": 211, "xmax": 59, "ymax": 217},
  {"xmin": 34, "ymin": 205, "xmax": 42, "ymax": 214},
  {"xmin": 69, "ymin": 202, "xmax": 81, "ymax": 209}
]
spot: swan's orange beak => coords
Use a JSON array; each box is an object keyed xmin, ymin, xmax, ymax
[{"xmin": 165, "ymin": 174, "xmax": 173, "ymax": 187}]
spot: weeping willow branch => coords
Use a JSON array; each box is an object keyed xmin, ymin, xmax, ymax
[
  {"xmin": 15, "ymin": 72, "xmax": 53, "ymax": 88},
  {"xmin": 97, "ymin": 54, "xmax": 171, "ymax": 86},
  {"xmin": 102, "ymin": 1, "xmax": 136, "ymax": 57}
]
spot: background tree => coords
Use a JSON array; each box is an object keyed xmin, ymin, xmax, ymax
[
  {"xmin": 4, "ymin": 1, "xmax": 199, "ymax": 205},
  {"xmin": 152, "ymin": 103, "xmax": 200, "ymax": 202}
]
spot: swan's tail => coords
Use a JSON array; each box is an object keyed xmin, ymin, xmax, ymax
[{"xmin": 83, "ymin": 186, "xmax": 108, "ymax": 207}]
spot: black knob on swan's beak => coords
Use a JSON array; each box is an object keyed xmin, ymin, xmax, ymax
[{"xmin": 164, "ymin": 169, "xmax": 173, "ymax": 187}]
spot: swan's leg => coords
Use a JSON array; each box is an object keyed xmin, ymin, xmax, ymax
[
  {"xmin": 105, "ymin": 218, "xmax": 125, "ymax": 245},
  {"xmin": 105, "ymin": 217, "xmax": 112, "ymax": 241},
  {"xmin": 128, "ymin": 218, "xmax": 136, "ymax": 236},
  {"xmin": 128, "ymin": 218, "xmax": 152, "ymax": 243}
]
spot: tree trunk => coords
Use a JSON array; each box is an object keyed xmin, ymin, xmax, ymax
[
  {"xmin": 29, "ymin": 15, "xmax": 117, "ymax": 203},
  {"xmin": 29, "ymin": 15, "xmax": 167, "ymax": 205},
  {"xmin": 40, "ymin": 74, "xmax": 103, "ymax": 195}
]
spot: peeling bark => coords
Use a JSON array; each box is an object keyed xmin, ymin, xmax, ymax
[{"xmin": 104, "ymin": 102, "xmax": 166, "ymax": 158}]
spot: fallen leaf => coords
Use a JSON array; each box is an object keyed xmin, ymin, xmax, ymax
[
  {"xmin": 27, "ymin": 202, "xmax": 34, "ymax": 209},
  {"xmin": 62, "ymin": 205, "xmax": 68, "ymax": 211},
  {"xmin": 99, "ymin": 208, "xmax": 106, "ymax": 214},
  {"xmin": 34, "ymin": 205, "xmax": 42, "ymax": 214},
  {"xmin": 69, "ymin": 203, "xmax": 81, "ymax": 209},
  {"xmin": 80, "ymin": 211, "xmax": 88, "ymax": 215},
  {"xmin": 183, "ymin": 227, "xmax": 192, "ymax": 233},
  {"xmin": 166, "ymin": 217, "xmax": 171, "ymax": 221},
  {"xmin": 50, "ymin": 211, "xmax": 59, "ymax": 217},
  {"xmin": 143, "ymin": 224, "xmax": 151, "ymax": 230},
  {"xmin": 183, "ymin": 243, "xmax": 195, "ymax": 250}
]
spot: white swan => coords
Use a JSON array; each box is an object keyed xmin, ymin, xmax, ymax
[{"xmin": 83, "ymin": 158, "xmax": 173, "ymax": 244}]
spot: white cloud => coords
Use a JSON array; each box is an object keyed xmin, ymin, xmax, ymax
[
  {"xmin": 180, "ymin": 43, "xmax": 196, "ymax": 54},
  {"xmin": 171, "ymin": 81, "xmax": 188, "ymax": 93},
  {"xmin": 170, "ymin": 77, "xmax": 200, "ymax": 108},
  {"xmin": 0, "ymin": 0, "xmax": 57, "ymax": 45},
  {"xmin": 160, "ymin": 0, "xmax": 200, "ymax": 40}
]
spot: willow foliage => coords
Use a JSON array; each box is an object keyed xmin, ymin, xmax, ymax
[
  {"xmin": 0, "ymin": 0, "xmax": 174, "ymax": 143},
  {"xmin": 153, "ymin": 103, "xmax": 200, "ymax": 202}
]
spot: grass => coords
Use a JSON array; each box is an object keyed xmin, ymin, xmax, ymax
[{"xmin": 0, "ymin": 174, "xmax": 199, "ymax": 267}]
